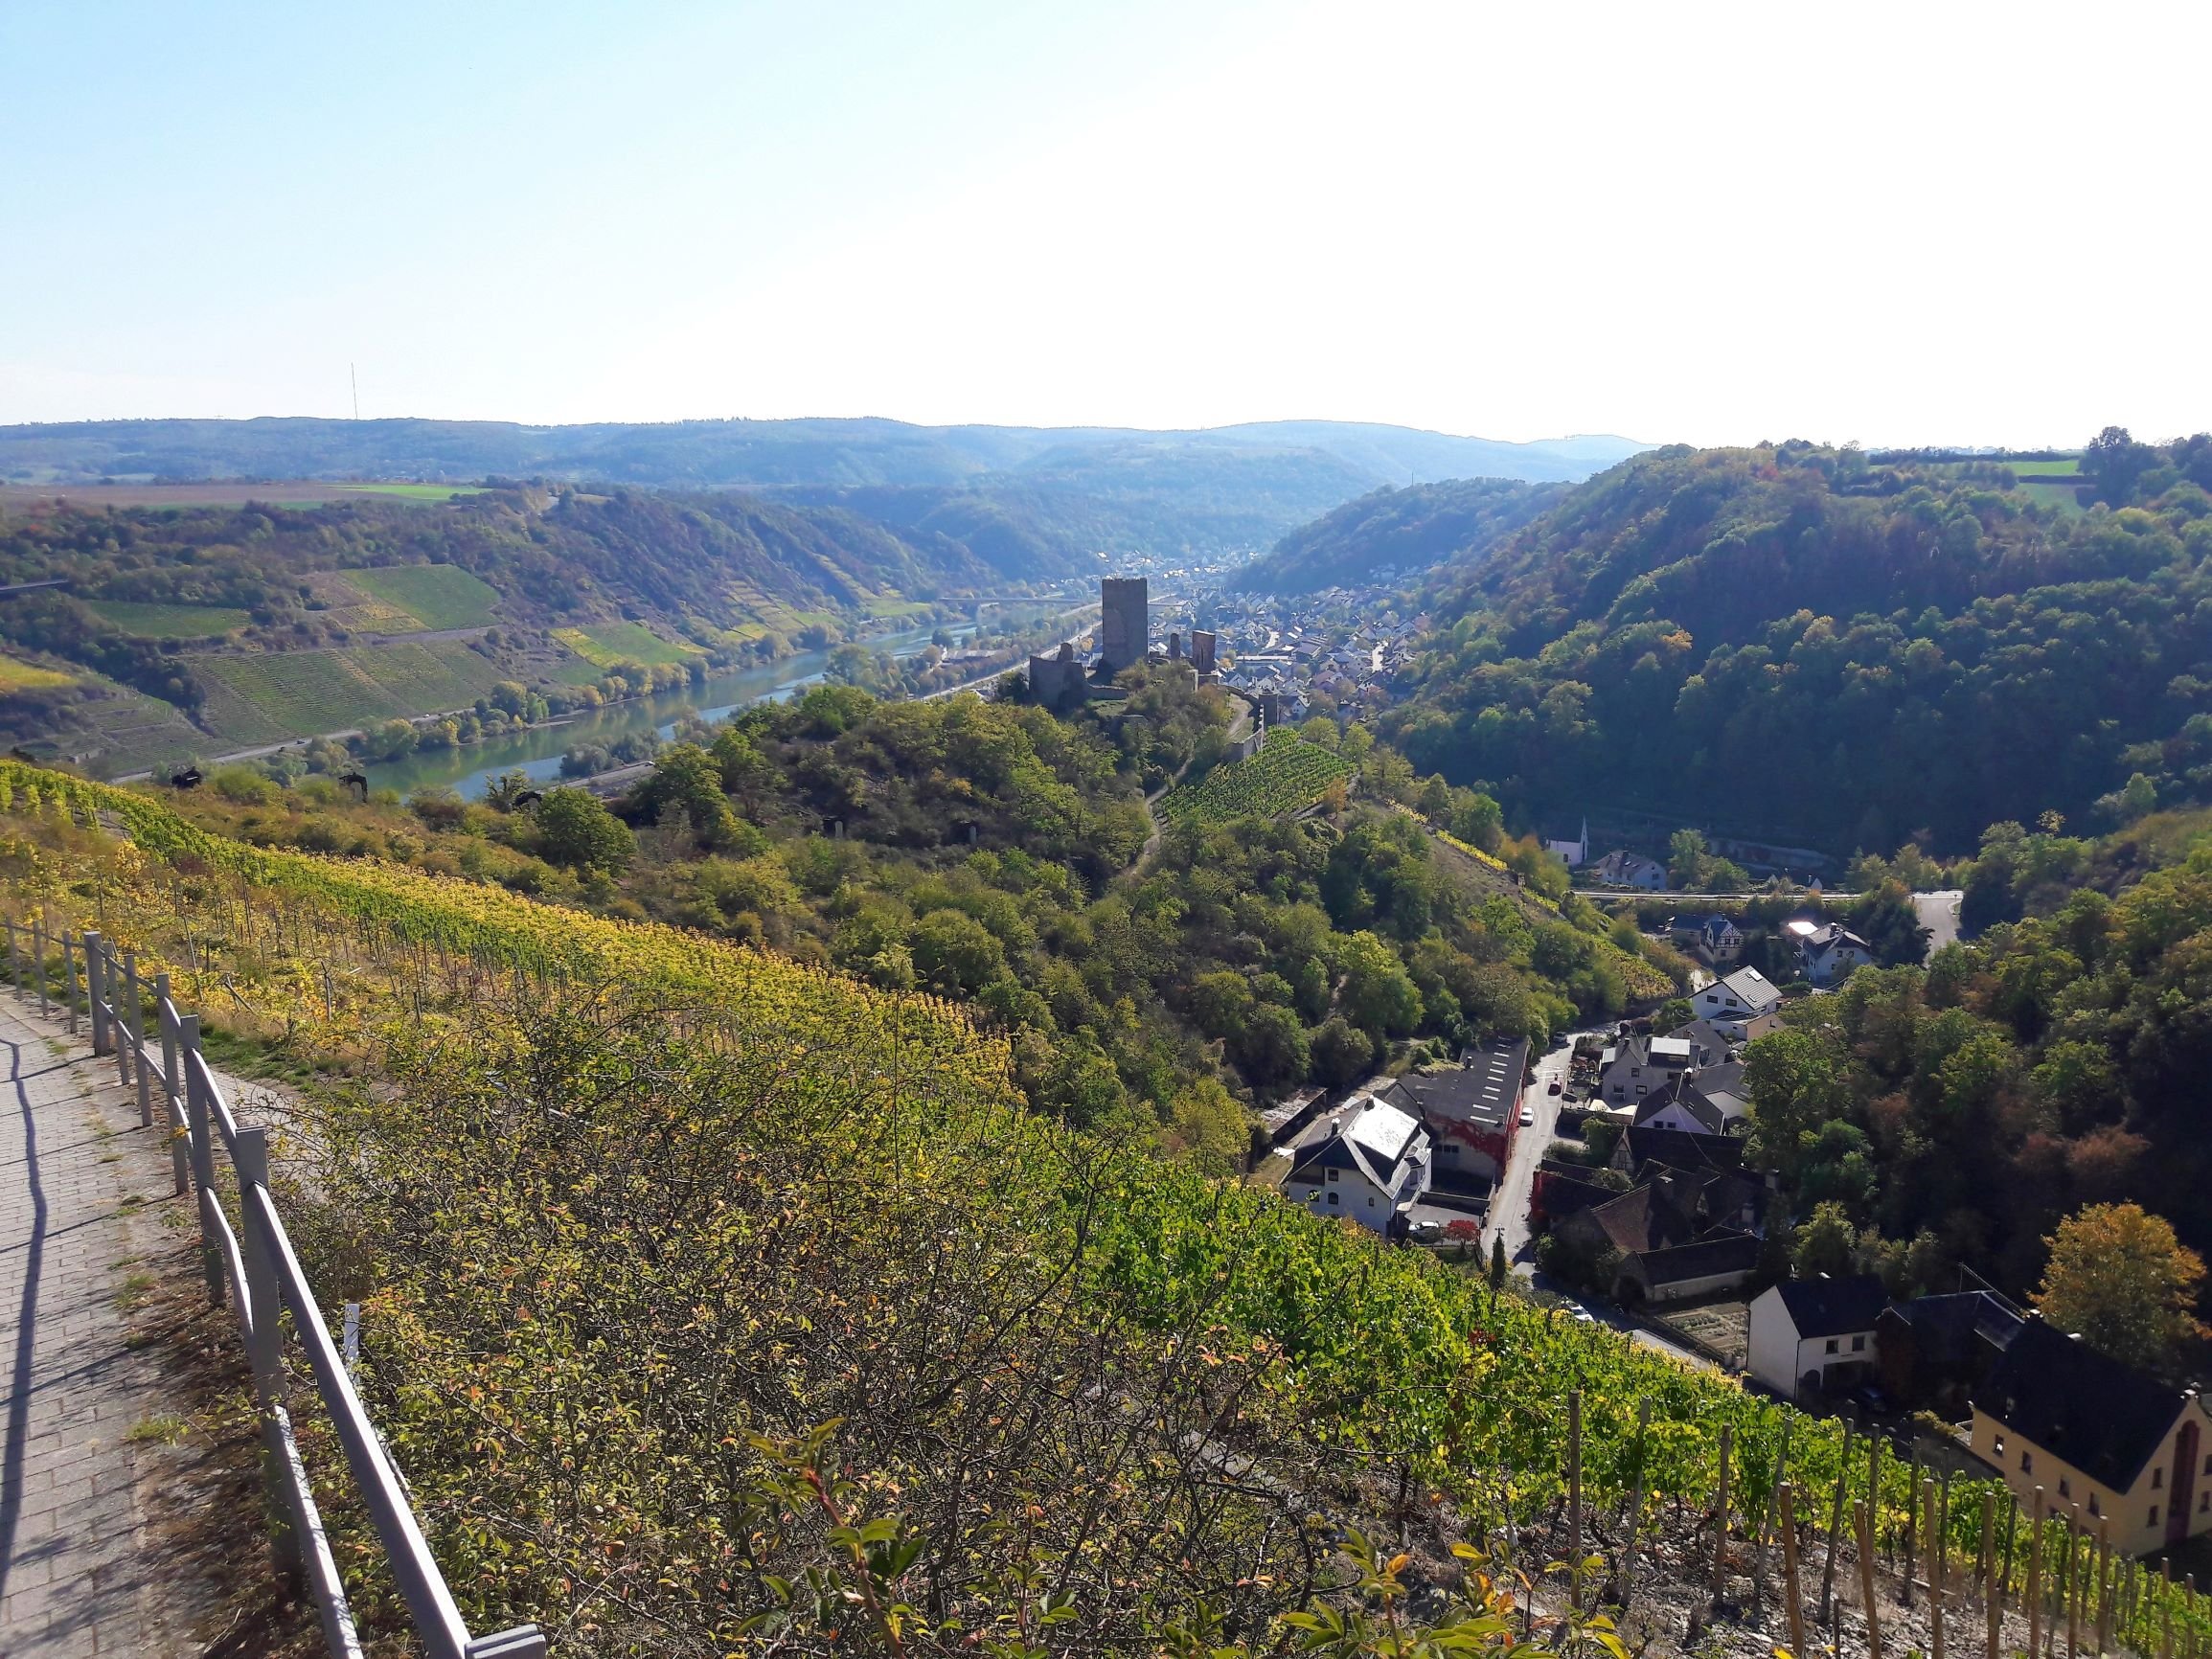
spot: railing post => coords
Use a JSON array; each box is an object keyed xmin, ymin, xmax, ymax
[
  {"xmin": 34, "ymin": 914, "xmax": 48, "ymax": 1016},
  {"xmin": 110, "ymin": 942, "xmax": 133, "ymax": 1087},
  {"xmin": 157, "ymin": 975, "xmax": 187, "ymax": 1196},
  {"xmin": 61, "ymin": 927, "xmax": 79, "ymax": 1035},
  {"xmin": 233, "ymin": 1127, "xmax": 305, "ymax": 1587},
  {"xmin": 125, "ymin": 949, "xmax": 151, "ymax": 1126},
  {"xmin": 84, "ymin": 930, "xmax": 108, "ymax": 1057},
  {"xmin": 179, "ymin": 1014, "xmax": 223, "ymax": 1306},
  {"xmin": 6, "ymin": 917, "xmax": 18, "ymax": 998}
]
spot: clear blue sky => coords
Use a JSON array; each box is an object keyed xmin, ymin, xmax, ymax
[{"xmin": 3, "ymin": 1, "xmax": 2205, "ymax": 448}]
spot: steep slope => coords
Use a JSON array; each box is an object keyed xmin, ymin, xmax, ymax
[
  {"xmin": 1233, "ymin": 477, "xmax": 1564, "ymax": 595},
  {"xmin": 1387, "ymin": 438, "xmax": 2212, "ymax": 853}
]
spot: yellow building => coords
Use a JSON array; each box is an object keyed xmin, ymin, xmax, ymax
[{"xmin": 1969, "ymin": 1317, "xmax": 2212, "ymax": 1557}]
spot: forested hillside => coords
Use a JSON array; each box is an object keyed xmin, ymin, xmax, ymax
[
  {"xmin": 1387, "ymin": 434, "xmax": 2212, "ymax": 852},
  {"xmin": 1234, "ymin": 477, "xmax": 1564, "ymax": 594}
]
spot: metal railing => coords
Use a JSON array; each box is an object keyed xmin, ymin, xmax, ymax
[{"xmin": 4, "ymin": 914, "xmax": 546, "ymax": 1659}]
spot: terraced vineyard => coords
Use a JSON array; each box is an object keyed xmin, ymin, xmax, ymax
[
  {"xmin": 8, "ymin": 759, "xmax": 2212, "ymax": 1658},
  {"xmin": 1156, "ymin": 729, "xmax": 1353, "ymax": 826},
  {"xmin": 193, "ymin": 640, "xmax": 508, "ymax": 742},
  {"xmin": 552, "ymin": 620, "xmax": 704, "ymax": 668},
  {"xmin": 82, "ymin": 600, "xmax": 253, "ymax": 638},
  {"xmin": 345, "ymin": 563, "xmax": 500, "ymax": 629}
]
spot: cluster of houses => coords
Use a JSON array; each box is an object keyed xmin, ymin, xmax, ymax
[
  {"xmin": 1279, "ymin": 1035, "xmax": 1530, "ymax": 1239},
  {"xmin": 1748, "ymin": 1277, "xmax": 2212, "ymax": 1557},
  {"xmin": 1667, "ymin": 915, "xmax": 1878, "ymax": 989},
  {"xmin": 1203, "ymin": 594, "xmax": 1425, "ymax": 726}
]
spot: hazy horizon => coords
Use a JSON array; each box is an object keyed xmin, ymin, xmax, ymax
[{"xmin": 5, "ymin": 1, "xmax": 2205, "ymax": 450}]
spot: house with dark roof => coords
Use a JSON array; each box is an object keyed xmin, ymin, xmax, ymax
[
  {"xmin": 1597, "ymin": 1034, "xmax": 1697, "ymax": 1106},
  {"xmin": 1878, "ymin": 1291, "xmax": 2025, "ymax": 1419},
  {"xmin": 1971, "ymin": 1318, "xmax": 2212, "ymax": 1555},
  {"xmin": 1789, "ymin": 920, "xmax": 1878, "ymax": 989},
  {"xmin": 1632, "ymin": 1074, "xmax": 1745, "ymax": 1137},
  {"xmin": 1618, "ymin": 1233, "xmax": 1762, "ymax": 1304},
  {"xmin": 1611, "ymin": 1125, "xmax": 1745, "ymax": 1179},
  {"xmin": 1746, "ymin": 1275, "xmax": 1889, "ymax": 1398},
  {"xmin": 1552, "ymin": 1181, "xmax": 1762, "ymax": 1305},
  {"xmin": 1380, "ymin": 1035, "xmax": 1528, "ymax": 1184},
  {"xmin": 1283, "ymin": 1097, "xmax": 1431, "ymax": 1237}
]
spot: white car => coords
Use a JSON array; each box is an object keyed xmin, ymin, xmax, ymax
[{"xmin": 1517, "ymin": 1103, "xmax": 1535, "ymax": 1126}]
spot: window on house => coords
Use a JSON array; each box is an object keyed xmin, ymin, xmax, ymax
[
  {"xmin": 1852, "ymin": 1335, "xmax": 1866, "ymax": 1352},
  {"xmin": 2151, "ymin": 1507, "xmax": 2160, "ymax": 1526},
  {"xmin": 1328, "ymin": 1193, "xmax": 1338, "ymax": 1206},
  {"xmin": 2203, "ymin": 1453, "xmax": 2211, "ymax": 1476},
  {"xmin": 1327, "ymin": 1169, "xmax": 1339, "ymax": 1182},
  {"xmin": 2060, "ymin": 1479, "xmax": 2071, "ymax": 1499},
  {"xmin": 2155, "ymin": 1468, "xmax": 2164, "ymax": 1489},
  {"xmin": 1825, "ymin": 1339, "xmax": 1839, "ymax": 1354},
  {"xmin": 1367, "ymin": 1195, "xmax": 1375, "ymax": 1208},
  {"xmin": 1994, "ymin": 1435, "xmax": 2006, "ymax": 1457},
  {"xmin": 2201, "ymin": 1492, "xmax": 2208, "ymax": 1513},
  {"xmin": 2022, "ymin": 1452, "xmax": 2033, "ymax": 1473},
  {"xmin": 2088, "ymin": 1493, "xmax": 2099, "ymax": 1516}
]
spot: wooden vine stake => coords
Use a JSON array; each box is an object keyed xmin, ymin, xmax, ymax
[
  {"xmin": 1984, "ymin": 1492, "xmax": 2000, "ymax": 1659},
  {"xmin": 1778, "ymin": 1481, "xmax": 1805, "ymax": 1659},
  {"xmin": 2064, "ymin": 1516, "xmax": 2078, "ymax": 1659},
  {"xmin": 2095, "ymin": 1518, "xmax": 2111, "ymax": 1655},
  {"xmin": 1752, "ymin": 1415, "xmax": 1793, "ymax": 1612},
  {"xmin": 1566, "ymin": 1389, "xmax": 1583, "ymax": 1614},
  {"xmin": 1927, "ymin": 1479, "xmax": 1946, "ymax": 1659},
  {"xmin": 1821, "ymin": 1423, "xmax": 1854, "ymax": 1621},
  {"xmin": 1711, "ymin": 1421, "xmax": 1733, "ymax": 1611},
  {"xmin": 1620, "ymin": 1398, "xmax": 1652, "ymax": 1610},
  {"xmin": 2027, "ymin": 1488, "xmax": 2046, "ymax": 1659},
  {"xmin": 1857, "ymin": 1500, "xmax": 1884, "ymax": 1659}
]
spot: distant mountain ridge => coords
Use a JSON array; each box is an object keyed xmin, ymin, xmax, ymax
[{"xmin": 0, "ymin": 415, "xmax": 1645, "ymax": 497}]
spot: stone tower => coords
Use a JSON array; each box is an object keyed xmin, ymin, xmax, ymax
[{"xmin": 1097, "ymin": 578, "xmax": 1149, "ymax": 675}]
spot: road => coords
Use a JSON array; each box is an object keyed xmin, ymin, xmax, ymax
[
  {"xmin": 1915, "ymin": 887, "xmax": 1964, "ymax": 954},
  {"xmin": 1486, "ymin": 1027, "xmax": 1601, "ymax": 1266}
]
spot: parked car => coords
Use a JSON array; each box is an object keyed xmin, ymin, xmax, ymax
[
  {"xmin": 1547, "ymin": 1079, "xmax": 1562, "ymax": 1095},
  {"xmin": 1517, "ymin": 1103, "xmax": 1536, "ymax": 1126}
]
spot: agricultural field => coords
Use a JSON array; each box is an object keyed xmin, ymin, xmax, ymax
[
  {"xmin": 1156, "ymin": 731, "xmax": 1354, "ymax": 827},
  {"xmin": 84, "ymin": 600, "xmax": 253, "ymax": 638},
  {"xmin": 193, "ymin": 642, "xmax": 507, "ymax": 743},
  {"xmin": 2003, "ymin": 457, "xmax": 2081, "ymax": 476},
  {"xmin": 345, "ymin": 564, "xmax": 500, "ymax": 630},
  {"xmin": 0, "ymin": 481, "xmax": 479, "ymax": 510},
  {"xmin": 0, "ymin": 654, "xmax": 75, "ymax": 691},
  {"xmin": 332, "ymin": 484, "xmax": 483, "ymax": 502},
  {"xmin": 553, "ymin": 621, "xmax": 703, "ymax": 669}
]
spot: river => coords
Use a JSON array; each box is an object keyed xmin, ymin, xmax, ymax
[{"xmin": 366, "ymin": 624, "xmax": 965, "ymax": 799}]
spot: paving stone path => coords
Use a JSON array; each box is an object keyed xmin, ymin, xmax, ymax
[{"xmin": 0, "ymin": 992, "xmax": 207, "ymax": 1656}]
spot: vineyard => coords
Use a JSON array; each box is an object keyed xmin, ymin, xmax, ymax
[
  {"xmin": 1156, "ymin": 729, "xmax": 1354, "ymax": 826},
  {"xmin": 1, "ymin": 760, "xmax": 2207, "ymax": 1657}
]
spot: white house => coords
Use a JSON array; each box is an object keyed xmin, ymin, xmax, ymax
[
  {"xmin": 1747, "ymin": 1275, "xmax": 1889, "ymax": 1398},
  {"xmin": 1668, "ymin": 913, "xmax": 1745, "ymax": 966},
  {"xmin": 1544, "ymin": 818, "xmax": 1590, "ymax": 869},
  {"xmin": 1597, "ymin": 1034, "xmax": 1697, "ymax": 1105},
  {"xmin": 1695, "ymin": 966, "xmax": 1784, "ymax": 1039},
  {"xmin": 1588, "ymin": 850, "xmax": 1668, "ymax": 891},
  {"xmin": 1283, "ymin": 1097, "xmax": 1432, "ymax": 1236},
  {"xmin": 1790, "ymin": 920, "xmax": 1877, "ymax": 988}
]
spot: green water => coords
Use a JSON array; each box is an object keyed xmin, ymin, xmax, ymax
[{"xmin": 366, "ymin": 625, "xmax": 949, "ymax": 799}]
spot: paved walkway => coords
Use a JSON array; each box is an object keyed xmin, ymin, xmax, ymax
[{"xmin": 0, "ymin": 993, "xmax": 203, "ymax": 1656}]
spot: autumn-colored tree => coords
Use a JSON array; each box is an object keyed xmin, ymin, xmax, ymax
[{"xmin": 2034, "ymin": 1202, "xmax": 2208, "ymax": 1373}]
